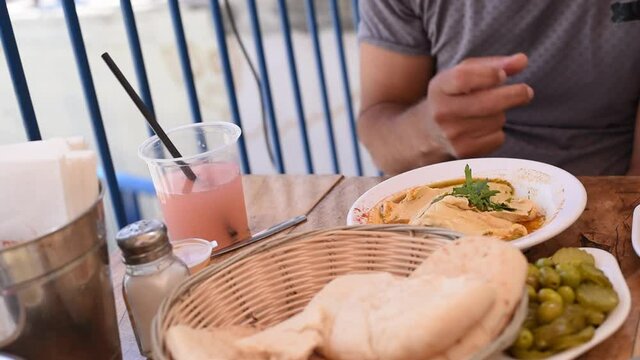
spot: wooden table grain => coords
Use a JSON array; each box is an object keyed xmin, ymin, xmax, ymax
[{"xmin": 111, "ymin": 175, "xmax": 640, "ymax": 360}]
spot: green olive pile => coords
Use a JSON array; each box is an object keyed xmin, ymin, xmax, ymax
[{"xmin": 508, "ymin": 248, "xmax": 619, "ymax": 359}]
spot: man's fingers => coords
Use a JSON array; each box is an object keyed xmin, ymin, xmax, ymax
[
  {"xmin": 452, "ymin": 130, "xmax": 506, "ymax": 158},
  {"xmin": 437, "ymin": 64, "xmax": 507, "ymax": 95},
  {"xmin": 452, "ymin": 83, "xmax": 534, "ymax": 117},
  {"xmin": 441, "ymin": 113, "xmax": 505, "ymax": 140},
  {"xmin": 467, "ymin": 114, "xmax": 507, "ymax": 137},
  {"xmin": 460, "ymin": 53, "xmax": 528, "ymax": 76}
]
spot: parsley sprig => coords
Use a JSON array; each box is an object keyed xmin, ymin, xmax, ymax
[{"xmin": 432, "ymin": 165, "xmax": 515, "ymax": 212}]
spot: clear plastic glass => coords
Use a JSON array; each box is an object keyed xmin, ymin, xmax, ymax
[{"xmin": 138, "ymin": 122, "xmax": 250, "ymax": 248}]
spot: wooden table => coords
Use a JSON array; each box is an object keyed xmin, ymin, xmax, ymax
[{"xmin": 111, "ymin": 175, "xmax": 640, "ymax": 360}]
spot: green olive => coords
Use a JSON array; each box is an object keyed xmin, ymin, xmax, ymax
[
  {"xmin": 528, "ymin": 263, "xmax": 541, "ymax": 276},
  {"xmin": 537, "ymin": 288, "xmax": 563, "ymax": 304},
  {"xmin": 513, "ymin": 328, "xmax": 534, "ymax": 350},
  {"xmin": 533, "ymin": 314, "xmax": 578, "ymax": 349},
  {"xmin": 523, "ymin": 304, "xmax": 539, "ymax": 329},
  {"xmin": 539, "ymin": 267, "xmax": 561, "ymax": 289},
  {"xmin": 576, "ymin": 283, "xmax": 619, "ymax": 313},
  {"xmin": 527, "ymin": 264, "xmax": 541, "ymax": 289},
  {"xmin": 523, "ymin": 317, "xmax": 538, "ymax": 330},
  {"xmin": 557, "ymin": 286, "xmax": 576, "ymax": 304},
  {"xmin": 527, "ymin": 285, "xmax": 538, "ymax": 301},
  {"xmin": 537, "ymin": 301, "xmax": 564, "ymax": 324},
  {"xmin": 556, "ymin": 263, "xmax": 582, "ymax": 288},
  {"xmin": 585, "ymin": 308, "xmax": 606, "ymax": 326},
  {"xmin": 536, "ymin": 257, "xmax": 554, "ymax": 268}
]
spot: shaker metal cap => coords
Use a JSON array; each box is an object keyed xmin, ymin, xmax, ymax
[{"xmin": 116, "ymin": 219, "xmax": 172, "ymax": 265}]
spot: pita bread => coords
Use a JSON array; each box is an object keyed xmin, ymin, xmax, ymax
[
  {"xmin": 312, "ymin": 272, "xmax": 397, "ymax": 360},
  {"xmin": 166, "ymin": 325, "xmax": 260, "ymax": 360},
  {"xmin": 168, "ymin": 316, "xmax": 321, "ymax": 360},
  {"xmin": 315, "ymin": 273, "xmax": 495, "ymax": 360},
  {"xmin": 238, "ymin": 307, "xmax": 325, "ymax": 360},
  {"xmin": 367, "ymin": 275, "xmax": 495, "ymax": 360},
  {"xmin": 412, "ymin": 236, "xmax": 527, "ymax": 360}
]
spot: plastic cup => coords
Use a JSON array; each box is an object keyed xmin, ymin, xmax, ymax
[{"xmin": 139, "ymin": 122, "xmax": 250, "ymax": 249}]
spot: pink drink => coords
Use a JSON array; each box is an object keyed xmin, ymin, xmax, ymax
[{"xmin": 157, "ymin": 162, "xmax": 249, "ymax": 248}]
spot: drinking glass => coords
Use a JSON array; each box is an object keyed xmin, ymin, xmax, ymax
[{"xmin": 138, "ymin": 122, "xmax": 250, "ymax": 248}]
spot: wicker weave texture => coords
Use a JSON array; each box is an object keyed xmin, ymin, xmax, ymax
[{"xmin": 152, "ymin": 225, "xmax": 461, "ymax": 359}]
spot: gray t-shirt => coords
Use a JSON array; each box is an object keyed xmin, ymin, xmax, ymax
[{"xmin": 358, "ymin": 0, "xmax": 640, "ymax": 175}]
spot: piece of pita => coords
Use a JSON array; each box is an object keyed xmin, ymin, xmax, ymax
[
  {"xmin": 413, "ymin": 236, "xmax": 527, "ymax": 360},
  {"xmin": 166, "ymin": 325, "xmax": 261, "ymax": 360},
  {"xmin": 317, "ymin": 273, "xmax": 496, "ymax": 360},
  {"xmin": 238, "ymin": 307, "xmax": 325, "ymax": 360}
]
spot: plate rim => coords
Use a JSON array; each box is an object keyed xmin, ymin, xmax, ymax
[
  {"xmin": 631, "ymin": 205, "xmax": 640, "ymax": 258},
  {"xmin": 346, "ymin": 158, "xmax": 587, "ymax": 250}
]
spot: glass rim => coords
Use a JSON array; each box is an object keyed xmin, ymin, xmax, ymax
[{"xmin": 137, "ymin": 121, "xmax": 241, "ymax": 166}]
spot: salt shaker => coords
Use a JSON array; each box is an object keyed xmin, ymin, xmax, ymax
[{"xmin": 116, "ymin": 219, "xmax": 189, "ymax": 357}]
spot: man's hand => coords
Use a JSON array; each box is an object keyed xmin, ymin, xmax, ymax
[
  {"xmin": 358, "ymin": 47, "xmax": 534, "ymax": 174},
  {"xmin": 422, "ymin": 53, "xmax": 533, "ymax": 158}
]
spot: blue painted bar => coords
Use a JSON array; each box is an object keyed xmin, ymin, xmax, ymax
[
  {"xmin": 114, "ymin": 172, "xmax": 156, "ymax": 195},
  {"xmin": 351, "ymin": 0, "xmax": 360, "ymax": 29},
  {"xmin": 304, "ymin": 0, "xmax": 340, "ymax": 174},
  {"xmin": 121, "ymin": 191, "xmax": 142, "ymax": 224},
  {"xmin": 120, "ymin": 0, "xmax": 156, "ymax": 136},
  {"xmin": 246, "ymin": 0, "xmax": 285, "ymax": 174},
  {"xmin": 60, "ymin": 0, "xmax": 127, "ymax": 228},
  {"xmin": 276, "ymin": 0, "xmax": 313, "ymax": 174},
  {"xmin": 0, "ymin": 1, "xmax": 41, "ymax": 141},
  {"xmin": 208, "ymin": 0, "xmax": 251, "ymax": 174},
  {"xmin": 167, "ymin": 0, "xmax": 203, "ymax": 124},
  {"xmin": 330, "ymin": 0, "xmax": 363, "ymax": 176}
]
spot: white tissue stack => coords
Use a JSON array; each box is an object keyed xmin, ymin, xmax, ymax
[{"xmin": 0, "ymin": 137, "xmax": 98, "ymax": 247}]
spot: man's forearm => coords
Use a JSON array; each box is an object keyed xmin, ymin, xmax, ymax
[{"xmin": 357, "ymin": 100, "xmax": 451, "ymax": 174}]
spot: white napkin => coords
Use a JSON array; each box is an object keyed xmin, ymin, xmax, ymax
[{"xmin": 0, "ymin": 138, "xmax": 98, "ymax": 245}]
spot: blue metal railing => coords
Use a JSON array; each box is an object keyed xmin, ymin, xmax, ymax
[
  {"xmin": 246, "ymin": 0, "xmax": 285, "ymax": 174},
  {"xmin": 167, "ymin": 0, "xmax": 204, "ymax": 125},
  {"xmin": 61, "ymin": 0, "xmax": 128, "ymax": 228},
  {"xmin": 330, "ymin": 0, "xmax": 362, "ymax": 176},
  {"xmin": 0, "ymin": 1, "xmax": 41, "ymax": 141},
  {"xmin": 208, "ymin": 0, "xmax": 251, "ymax": 174},
  {"xmin": 351, "ymin": 0, "xmax": 360, "ymax": 28},
  {"xmin": 120, "ymin": 0, "xmax": 156, "ymax": 132},
  {"xmin": 1, "ymin": 0, "xmax": 364, "ymax": 225},
  {"xmin": 277, "ymin": 0, "xmax": 314, "ymax": 174},
  {"xmin": 304, "ymin": 0, "xmax": 340, "ymax": 174}
]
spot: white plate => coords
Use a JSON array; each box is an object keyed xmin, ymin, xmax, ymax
[
  {"xmin": 631, "ymin": 205, "xmax": 640, "ymax": 257},
  {"xmin": 493, "ymin": 248, "xmax": 631, "ymax": 360},
  {"xmin": 347, "ymin": 158, "xmax": 587, "ymax": 250}
]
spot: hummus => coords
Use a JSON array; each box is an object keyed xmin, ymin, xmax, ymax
[{"xmin": 367, "ymin": 180, "xmax": 543, "ymax": 240}]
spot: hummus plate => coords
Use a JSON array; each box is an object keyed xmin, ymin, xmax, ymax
[{"xmin": 347, "ymin": 158, "xmax": 587, "ymax": 250}]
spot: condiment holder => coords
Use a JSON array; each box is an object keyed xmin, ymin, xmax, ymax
[{"xmin": 171, "ymin": 238, "xmax": 217, "ymax": 274}]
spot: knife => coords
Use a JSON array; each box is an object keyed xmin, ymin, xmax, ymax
[{"xmin": 211, "ymin": 215, "xmax": 307, "ymax": 258}]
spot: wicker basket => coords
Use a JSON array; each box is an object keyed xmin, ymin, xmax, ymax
[{"xmin": 150, "ymin": 225, "xmax": 523, "ymax": 360}]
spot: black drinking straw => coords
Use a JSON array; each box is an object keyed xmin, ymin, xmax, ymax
[{"xmin": 101, "ymin": 52, "xmax": 197, "ymax": 182}]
